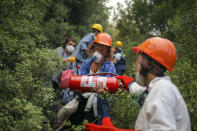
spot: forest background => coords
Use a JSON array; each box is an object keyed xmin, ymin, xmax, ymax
[{"xmin": 0, "ymin": 0, "xmax": 197, "ymax": 130}]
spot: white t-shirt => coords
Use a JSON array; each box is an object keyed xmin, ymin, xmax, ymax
[{"xmin": 130, "ymin": 76, "xmax": 191, "ymax": 131}]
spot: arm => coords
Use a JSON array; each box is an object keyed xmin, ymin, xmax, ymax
[
  {"xmin": 80, "ymin": 33, "xmax": 95, "ymax": 51},
  {"xmin": 128, "ymin": 82, "xmax": 146, "ymax": 96},
  {"xmin": 72, "ymin": 33, "xmax": 95, "ymax": 61}
]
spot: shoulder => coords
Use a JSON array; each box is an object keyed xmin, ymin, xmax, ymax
[
  {"xmin": 152, "ymin": 77, "xmax": 180, "ymax": 96},
  {"xmin": 56, "ymin": 47, "xmax": 64, "ymax": 56},
  {"xmin": 147, "ymin": 76, "xmax": 181, "ymax": 106},
  {"xmin": 56, "ymin": 46, "xmax": 63, "ymax": 51},
  {"xmin": 102, "ymin": 60, "xmax": 116, "ymax": 72}
]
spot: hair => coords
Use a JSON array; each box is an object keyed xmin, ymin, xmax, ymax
[
  {"xmin": 88, "ymin": 42, "xmax": 112, "ymax": 59},
  {"xmin": 139, "ymin": 52, "xmax": 166, "ymax": 77},
  {"xmin": 63, "ymin": 37, "xmax": 77, "ymax": 49}
]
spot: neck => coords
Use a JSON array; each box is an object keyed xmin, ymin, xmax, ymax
[
  {"xmin": 91, "ymin": 59, "xmax": 105, "ymax": 73},
  {"xmin": 92, "ymin": 59, "xmax": 104, "ymax": 67},
  {"xmin": 145, "ymin": 72, "xmax": 156, "ymax": 87},
  {"xmin": 65, "ymin": 49, "xmax": 71, "ymax": 56}
]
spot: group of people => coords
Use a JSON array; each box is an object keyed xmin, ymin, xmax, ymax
[
  {"xmin": 53, "ymin": 24, "xmax": 191, "ymax": 131},
  {"xmin": 54, "ymin": 24, "xmax": 125, "ymax": 130}
]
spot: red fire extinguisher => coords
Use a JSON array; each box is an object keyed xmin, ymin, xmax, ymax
[
  {"xmin": 69, "ymin": 75, "xmax": 119, "ymax": 93},
  {"xmin": 60, "ymin": 70, "xmax": 120, "ymax": 93}
]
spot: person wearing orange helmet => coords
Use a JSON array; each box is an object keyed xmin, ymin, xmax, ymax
[
  {"xmin": 84, "ymin": 32, "xmax": 114, "ymax": 74},
  {"xmin": 96, "ymin": 37, "xmax": 191, "ymax": 130},
  {"xmin": 68, "ymin": 33, "xmax": 116, "ymax": 126}
]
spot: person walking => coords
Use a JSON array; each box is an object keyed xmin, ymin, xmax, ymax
[{"xmin": 69, "ymin": 32, "xmax": 116, "ymax": 125}]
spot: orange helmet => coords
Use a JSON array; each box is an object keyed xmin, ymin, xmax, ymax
[
  {"xmin": 94, "ymin": 33, "xmax": 112, "ymax": 47},
  {"xmin": 132, "ymin": 37, "xmax": 176, "ymax": 72}
]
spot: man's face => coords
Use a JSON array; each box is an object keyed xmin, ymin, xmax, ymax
[
  {"xmin": 135, "ymin": 54, "xmax": 141, "ymax": 73},
  {"xmin": 135, "ymin": 54, "xmax": 146, "ymax": 87}
]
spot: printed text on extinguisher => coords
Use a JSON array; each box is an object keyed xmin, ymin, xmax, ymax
[{"xmin": 80, "ymin": 76, "xmax": 107, "ymax": 88}]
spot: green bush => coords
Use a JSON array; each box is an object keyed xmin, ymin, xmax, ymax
[
  {"xmin": 0, "ymin": 48, "xmax": 65, "ymax": 130},
  {"xmin": 0, "ymin": 98, "xmax": 45, "ymax": 131},
  {"xmin": 110, "ymin": 91, "xmax": 139, "ymax": 129},
  {"xmin": 169, "ymin": 58, "xmax": 197, "ymax": 130}
]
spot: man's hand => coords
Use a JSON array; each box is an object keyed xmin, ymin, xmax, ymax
[
  {"xmin": 115, "ymin": 75, "xmax": 135, "ymax": 90},
  {"xmin": 62, "ymin": 57, "xmax": 76, "ymax": 63},
  {"xmin": 62, "ymin": 58, "xmax": 69, "ymax": 63},
  {"xmin": 93, "ymin": 80, "xmax": 108, "ymax": 93}
]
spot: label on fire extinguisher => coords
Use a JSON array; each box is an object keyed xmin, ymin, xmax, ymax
[{"xmin": 80, "ymin": 76, "xmax": 107, "ymax": 88}]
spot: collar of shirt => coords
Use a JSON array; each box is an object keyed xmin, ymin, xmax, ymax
[{"xmin": 148, "ymin": 76, "xmax": 171, "ymax": 92}]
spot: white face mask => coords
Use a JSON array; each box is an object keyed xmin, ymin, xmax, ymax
[
  {"xmin": 66, "ymin": 45, "xmax": 75, "ymax": 53},
  {"xmin": 135, "ymin": 64, "xmax": 146, "ymax": 87},
  {"xmin": 93, "ymin": 51, "xmax": 103, "ymax": 63}
]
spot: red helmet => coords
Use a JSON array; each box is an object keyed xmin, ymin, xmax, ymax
[
  {"xmin": 94, "ymin": 33, "xmax": 112, "ymax": 47},
  {"xmin": 132, "ymin": 37, "xmax": 176, "ymax": 72}
]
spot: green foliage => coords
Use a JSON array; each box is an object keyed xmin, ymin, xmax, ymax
[
  {"xmin": 0, "ymin": 48, "xmax": 65, "ymax": 130},
  {"xmin": 42, "ymin": 0, "xmax": 80, "ymax": 48},
  {"xmin": 64, "ymin": 0, "xmax": 109, "ymax": 27},
  {"xmin": 169, "ymin": 58, "xmax": 197, "ymax": 130},
  {"xmin": 0, "ymin": 0, "xmax": 110, "ymax": 130},
  {"xmin": 42, "ymin": 0, "xmax": 110, "ymax": 48},
  {"xmin": 0, "ymin": 98, "xmax": 45, "ymax": 131},
  {"xmin": 0, "ymin": 0, "xmax": 49, "ymax": 69},
  {"xmin": 111, "ymin": 91, "xmax": 139, "ymax": 129},
  {"xmin": 1, "ymin": 0, "xmax": 196, "ymax": 130},
  {"xmin": 43, "ymin": 19, "xmax": 79, "ymax": 48},
  {"xmin": 114, "ymin": 0, "xmax": 179, "ymax": 40}
]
